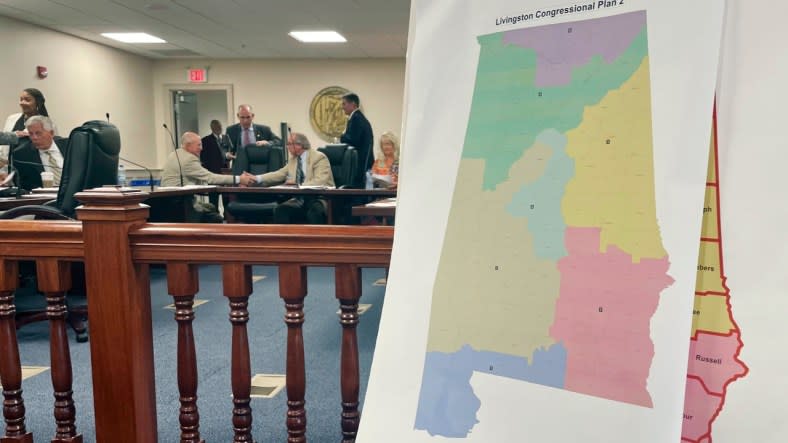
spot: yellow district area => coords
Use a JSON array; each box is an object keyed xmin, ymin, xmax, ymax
[
  {"xmin": 427, "ymin": 151, "xmax": 561, "ymax": 360},
  {"xmin": 707, "ymin": 131, "xmax": 717, "ymax": 184},
  {"xmin": 695, "ymin": 241, "xmax": 725, "ymax": 294},
  {"xmin": 691, "ymin": 295, "xmax": 735, "ymax": 337},
  {"xmin": 701, "ymin": 185, "xmax": 719, "ymax": 239},
  {"xmin": 561, "ymin": 57, "xmax": 666, "ymax": 262}
]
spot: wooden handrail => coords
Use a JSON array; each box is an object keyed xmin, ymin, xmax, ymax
[
  {"xmin": 0, "ymin": 188, "xmax": 394, "ymax": 442},
  {"xmin": 0, "ymin": 221, "xmax": 82, "ymax": 260},
  {"xmin": 129, "ymin": 223, "xmax": 394, "ymax": 265}
]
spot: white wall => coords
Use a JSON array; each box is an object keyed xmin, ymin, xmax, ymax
[
  {"xmin": 0, "ymin": 15, "xmax": 155, "ymax": 166},
  {"xmin": 0, "ymin": 14, "xmax": 406, "ymax": 169},
  {"xmin": 152, "ymin": 58, "xmax": 406, "ymax": 166}
]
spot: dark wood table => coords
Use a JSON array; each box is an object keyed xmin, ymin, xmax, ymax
[
  {"xmin": 352, "ymin": 198, "xmax": 396, "ymax": 225},
  {"xmin": 133, "ymin": 186, "xmax": 217, "ymax": 222},
  {"xmin": 0, "ymin": 194, "xmax": 58, "ymax": 210},
  {"xmin": 219, "ymin": 186, "xmax": 397, "ymax": 224}
]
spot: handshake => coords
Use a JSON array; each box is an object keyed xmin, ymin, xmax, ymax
[{"xmin": 237, "ymin": 172, "xmax": 258, "ymax": 187}]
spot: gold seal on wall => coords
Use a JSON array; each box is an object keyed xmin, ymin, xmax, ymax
[{"xmin": 310, "ymin": 86, "xmax": 351, "ymax": 142}]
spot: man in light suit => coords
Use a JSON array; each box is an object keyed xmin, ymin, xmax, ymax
[
  {"xmin": 340, "ymin": 92, "xmax": 373, "ymax": 188},
  {"xmin": 12, "ymin": 116, "xmax": 68, "ymax": 191},
  {"xmin": 225, "ymin": 104, "xmax": 279, "ymax": 154},
  {"xmin": 252, "ymin": 132, "xmax": 335, "ymax": 224},
  {"xmin": 161, "ymin": 132, "xmax": 255, "ymax": 222}
]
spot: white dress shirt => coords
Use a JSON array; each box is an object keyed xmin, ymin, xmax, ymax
[{"xmin": 38, "ymin": 140, "xmax": 64, "ymax": 173}]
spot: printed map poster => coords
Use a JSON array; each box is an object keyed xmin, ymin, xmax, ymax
[
  {"xmin": 691, "ymin": 3, "xmax": 788, "ymax": 442},
  {"xmin": 360, "ymin": 1, "xmax": 725, "ymax": 442}
]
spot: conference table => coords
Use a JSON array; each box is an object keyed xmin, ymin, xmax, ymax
[
  {"xmin": 0, "ymin": 194, "xmax": 59, "ymax": 210},
  {"xmin": 219, "ymin": 186, "xmax": 397, "ymax": 224},
  {"xmin": 351, "ymin": 198, "xmax": 397, "ymax": 225}
]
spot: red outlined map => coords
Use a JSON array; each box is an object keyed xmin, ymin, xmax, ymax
[{"xmin": 681, "ymin": 106, "xmax": 749, "ymax": 443}]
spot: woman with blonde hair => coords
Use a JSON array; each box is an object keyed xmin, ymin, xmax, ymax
[{"xmin": 370, "ymin": 131, "xmax": 400, "ymax": 188}]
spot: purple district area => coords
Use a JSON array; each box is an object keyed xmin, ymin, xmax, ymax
[{"xmin": 502, "ymin": 10, "xmax": 646, "ymax": 87}]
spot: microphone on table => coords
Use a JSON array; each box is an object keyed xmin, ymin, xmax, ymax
[
  {"xmin": 13, "ymin": 159, "xmax": 62, "ymax": 169},
  {"xmin": 162, "ymin": 123, "xmax": 183, "ymax": 187},
  {"xmin": 106, "ymin": 112, "xmax": 110, "ymax": 123},
  {"xmin": 119, "ymin": 156, "xmax": 155, "ymax": 191}
]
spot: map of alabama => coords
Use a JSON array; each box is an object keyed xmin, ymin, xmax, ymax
[
  {"xmin": 681, "ymin": 110, "xmax": 748, "ymax": 443},
  {"xmin": 415, "ymin": 11, "xmax": 674, "ymax": 437}
]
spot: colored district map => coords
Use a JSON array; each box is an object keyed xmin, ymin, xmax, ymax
[
  {"xmin": 416, "ymin": 11, "xmax": 674, "ymax": 437},
  {"xmin": 681, "ymin": 114, "xmax": 748, "ymax": 443}
]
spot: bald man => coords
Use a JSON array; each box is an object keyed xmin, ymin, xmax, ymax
[{"xmin": 161, "ymin": 131, "xmax": 255, "ymax": 222}]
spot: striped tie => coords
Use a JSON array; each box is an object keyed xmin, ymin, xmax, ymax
[
  {"xmin": 296, "ymin": 156, "xmax": 305, "ymax": 185},
  {"xmin": 47, "ymin": 150, "xmax": 61, "ymax": 186}
]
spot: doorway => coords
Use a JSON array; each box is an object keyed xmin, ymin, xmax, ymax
[{"xmin": 171, "ymin": 89, "xmax": 231, "ymax": 138}]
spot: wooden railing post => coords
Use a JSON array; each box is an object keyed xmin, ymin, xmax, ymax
[
  {"xmin": 279, "ymin": 264, "xmax": 308, "ymax": 443},
  {"xmin": 0, "ymin": 259, "xmax": 32, "ymax": 443},
  {"xmin": 334, "ymin": 265, "xmax": 362, "ymax": 443},
  {"xmin": 166, "ymin": 263, "xmax": 204, "ymax": 443},
  {"xmin": 222, "ymin": 264, "xmax": 254, "ymax": 443},
  {"xmin": 74, "ymin": 188, "xmax": 157, "ymax": 443},
  {"xmin": 36, "ymin": 259, "xmax": 82, "ymax": 443}
]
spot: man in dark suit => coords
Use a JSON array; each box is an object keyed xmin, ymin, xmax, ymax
[
  {"xmin": 225, "ymin": 104, "xmax": 279, "ymax": 154},
  {"xmin": 340, "ymin": 93, "xmax": 373, "ymax": 188},
  {"xmin": 200, "ymin": 119, "xmax": 233, "ymax": 207},
  {"xmin": 13, "ymin": 115, "xmax": 68, "ymax": 191}
]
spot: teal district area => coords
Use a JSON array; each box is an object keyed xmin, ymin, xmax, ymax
[
  {"xmin": 507, "ymin": 129, "xmax": 573, "ymax": 260},
  {"xmin": 463, "ymin": 27, "xmax": 647, "ymax": 190}
]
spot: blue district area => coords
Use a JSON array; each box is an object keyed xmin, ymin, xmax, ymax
[
  {"xmin": 415, "ymin": 343, "xmax": 567, "ymax": 437},
  {"xmin": 507, "ymin": 128, "xmax": 574, "ymax": 260}
]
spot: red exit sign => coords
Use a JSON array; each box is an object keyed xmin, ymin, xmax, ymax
[{"xmin": 188, "ymin": 68, "xmax": 207, "ymax": 83}]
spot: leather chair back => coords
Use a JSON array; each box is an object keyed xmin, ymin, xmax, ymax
[
  {"xmin": 232, "ymin": 144, "xmax": 285, "ymax": 175},
  {"xmin": 318, "ymin": 144, "xmax": 357, "ymax": 189}
]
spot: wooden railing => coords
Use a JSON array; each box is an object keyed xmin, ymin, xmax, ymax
[{"xmin": 0, "ymin": 187, "xmax": 394, "ymax": 442}]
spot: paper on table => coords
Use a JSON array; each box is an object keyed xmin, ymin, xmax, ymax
[
  {"xmin": 366, "ymin": 198, "xmax": 397, "ymax": 208},
  {"xmin": 298, "ymin": 185, "xmax": 336, "ymax": 190}
]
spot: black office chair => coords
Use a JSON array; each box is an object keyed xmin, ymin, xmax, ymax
[
  {"xmin": 225, "ymin": 143, "xmax": 285, "ymax": 223},
  {"xmin": 317, "ymin": 144, "xmax": 357, "ymax": 189},
  {"xmin": 0, "ymin": 120, "xmax": 121, "ymax": 341}
]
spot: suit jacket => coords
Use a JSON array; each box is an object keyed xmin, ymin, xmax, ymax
[
  {"xmin": 226, "ymin": 123, "xmax": 278, "ymax": 154},
  {"xmin": 161, "ymin": 149, "xmax": 235, "ymax": 187},
  {"xmin": 12, "ymin": 137, "xmax": 68, "ymax": 190},
  {"xmin": 200, "ymin": 133, "xmax": 231, "ymax": 173},
  {"xmin": 340, "ymin": 110, "xmax": 373, "ymax": 187},
  {"xmin": 258, "ymin": 149, "xmax": 335, "ymax": 188}
]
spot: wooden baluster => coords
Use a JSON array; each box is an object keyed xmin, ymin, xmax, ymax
[
  {"xmin": 222, "ymin": 264, "xmax": 254, "ymax": 443},
  {"xmin": 167, "ymin": 263, "xmax": 204, "ymax": 443},
  {"xmin": 36, "ymin": 259, "xmax": 82, "ymax": 443},
  {"xmin": 0, "ymin": 259, "xmax": 32, "ymax": 443},
  {"xmin": 279, "ymin": 264, "xmax": 307, "ymax": 443},
  {"xmin": 334, "ymin": 265, "xmax": 362, "ymax": 443}
]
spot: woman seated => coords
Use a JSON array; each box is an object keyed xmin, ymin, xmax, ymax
[{"xmin": 370, "ymin": 131, "xmax": 399, "ymax": 188}]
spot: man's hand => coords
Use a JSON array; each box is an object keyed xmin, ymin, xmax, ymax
[
  {"xmin": 255, "ymin": 140, "xmax": 271, "ymax": 147},
  {"xmin": 14, "ymin": 130, "xmax": 28, "ymax": 138},
  {"xmin": 226, "ymin": 152, "xmax": 237, "ymax": 160},
  {"xmin": 238, "ymin": 172, "xmax": 257, "ymax": 187},
  {"xmin": 0, "ymin": 171, "xmax": 7, "ymax": 182}
]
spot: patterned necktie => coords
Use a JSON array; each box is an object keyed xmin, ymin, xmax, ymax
[
  {"xmin": 296, "ymin": 156, "xmax": 305, "ymax": 185},
  {"xmin": 242, "ymin": 129, "xmax": 252, "ymax": 147},
  {"xmin": 47, "ymin": 150, "xmax": 61, "ymax": 186}
]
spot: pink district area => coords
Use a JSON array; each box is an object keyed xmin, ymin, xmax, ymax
[
  {"xmin": 682, "ymin": 378, "xmax": 723, "ymax": 442},
  {"xmin": 549, "ymin": 227, "xmax": 673, "ymax": 407},
  {"xmin": 687, "ymin": 331, "xmax": 747, "ymax": 395}
]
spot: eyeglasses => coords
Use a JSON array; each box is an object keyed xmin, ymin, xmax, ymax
[{"xmin": 286, "ymin": 142, "xmax": 302, "ymax": 147}]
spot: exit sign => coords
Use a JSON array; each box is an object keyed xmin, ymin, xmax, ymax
[{"xmin": 188, "ymin": 68, "xmax": 207, "ymax": 83}]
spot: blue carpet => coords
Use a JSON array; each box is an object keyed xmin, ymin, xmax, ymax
[{"xmin": 13, "ymin": 264, "xmax": 387, "ymax": 442}]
